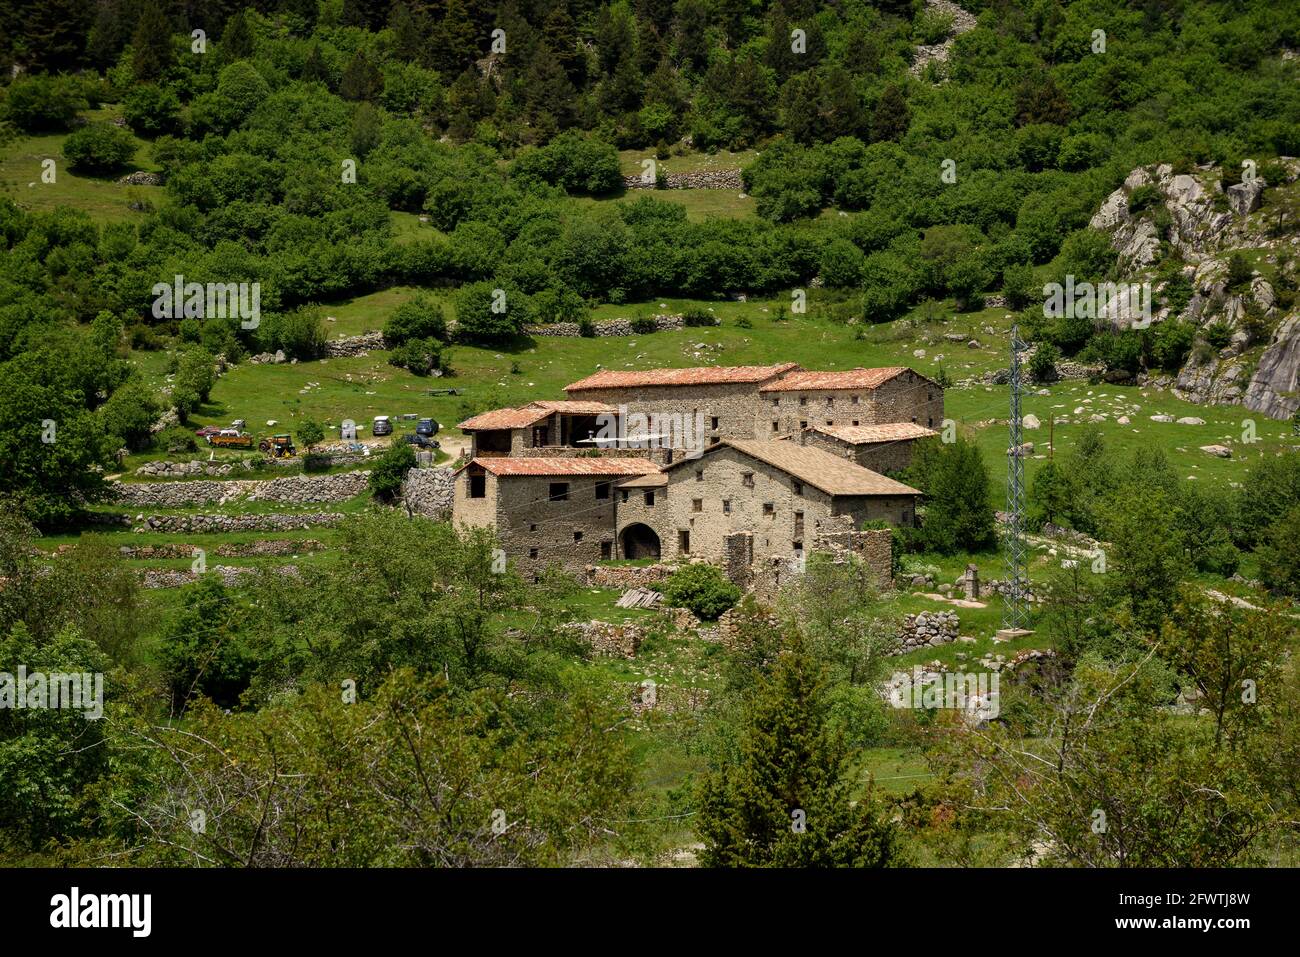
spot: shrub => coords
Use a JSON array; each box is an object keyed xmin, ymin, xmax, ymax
[
  {"xmin": 122, "ymin": 84, "xmax": 182, "ymax": 137},
  {"xmin": 388, "ymin": 337, "xmax": 449, "ymax": 376},
  {"xmin": 1002, "ymin": 263, "xmax": 1036, "ymax": 310},
  {"xmin": 369, "ymin": 442, "xmax": 417, "ymax": 501},
  {"xmin": 631, "ymin": 316, "xmax": 658, "ymax": 334},
  {"xmin": 156, "ymin": 424, "xmax": 197, "ymax": 454},
  {"xmin": 454, "ymin": 280, "xmax": 531, "ymax": 343},
  {"xmin": 578, "ymin": 317, "xmax": 597, "ymax": 337},
  {"xmin": 1029, "ymin": 342, "xmax": 1060, "ymax": 382},
  {"xmin": 661, "ymin": 563, "xmax": 741, "ymax": 621},
  {"xmin": 62, "ymin": 122, "xmax": 137, "ymax": 173},
  {"xmin": 681, "ymin": 308, "xmax": 719, "ymax": 327},
  {"xmin": 3, "ymin": 75, "xmax": 84, "ymax": 131},
  {"xmin": 1127, "ymin": 183, "xmax": 1162, "ymax": 215},
  {"xmin": 383, "ymin": 296, "xmax": 447, "ymax": 345},
  {"xmin": 258, "ymin": 308, "xmax": 325, "ymax": 360}
]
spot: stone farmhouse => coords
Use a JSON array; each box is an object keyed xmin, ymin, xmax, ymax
[{"xmin": 451, "ymin": 363, "xmax": 943, "ymax": 580}]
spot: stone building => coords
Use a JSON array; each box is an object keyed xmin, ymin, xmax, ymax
[
  {"xmin": 452, "ymin": 456, "xmax": 661, "ymax": 579},
  {"xmin": 755, "ymin": 367, "xmax": 944, "ymax": 435},
  {"xmin": 611, "ymin": 439, "xmax": 920, "ymax": 568},
  {"xmin": 457, "ymin": 400, "xmax": 619, "ymax": 457},
  {"xmin": 799, "ymin": 422, "xmax": 939, "ymax": 474}
]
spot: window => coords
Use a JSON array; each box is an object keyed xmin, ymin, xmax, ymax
[
  {"xmin": 532, "ymin": 426, "xmax": 548, "ymax": 447},
  {"xmin": 600, "ymin": 541, "xmax": 612, "ymax": 559},
  {"xmin": 772, "ymin": 421, "xmax": 779, "ymax": 431},
  {"xmin": 792, "ymin": 481, "xmax": 804, "ymax": 496},
  {"xmin": 826, "ymin": 397, "xmax": 833, "ymax": 407},
  {"xmin": 723, "ymin": 499, "xmax": 731, "ymax": 514},
  {"xmin": 851, "ymin": 420, "xmax": 859, "ymax": 427},
  {"xmin": 826, "ymin": 420, "xmax": 833, "ymax": 426},
  {"xmin": 644, "ymin": 490, "xmax": 655, "ymax": 506},
  {"xmin": 595, "ymin": 481, "xmax": 610, "ymax": 500},
  {"xmin": 528, "ymin": 547, "xmax": 539, "ymax": 559},
  {"xmin": 742, "ymin": 472, "xmax": 755, "ymax": 488},
  {"xmin": 529, "ymin": 523, "xmax": 538, "ymax": 532},
  {"xmin": 928, "ymin": 416, "xmax": 934, "ymax": 427},
  {"xmin": 852, "ymin": 395, "xmax": 860, "ymax": 405},
  {"xmin": 549, "ymin": 482, "xmax": 569, "ymax": 501},
  {"xmin": 794, "ymin": 510, "xmax": 805, "ymax": 537},
  {"xmin": 468, "ymin": 474, "xmax": 486, "ymax": 498},
  {"xmin": 692, "ymin": 498, "xmax": 703, "ymax": 512},
  {"xmin": 710, "ymin": 416, "xmax": 719, "ymax": 430},
  {"xmin": 710, "ymin": 436, "xmax": 720, "ymax": 445},
  {"xmin": 799, "ymin": 420, "xmax": 807, "ymax": 430},
  {"xmin": 620, "ymin": 490, "xmax": 628, "ymax": 503},
  {"xmin": 678, "ymin": 530, "xmax": 690, "ymax": 553},
  {"xmin": 573, "ymin": 530, "xmax": 583, "ymax": 542},
  {"xmin": 799, "ymin": 396, "xmax": 807, "ymax": 406},
  {"xmin": 772, "ymin": 397, "xmax": 779, "ymax": 407},
  {"xmin": 696, "ymin": 470, "xmax": 704, "ymax": 482},
  {"xmin": 763, "ymin": 502, "xmax": 775, "ymax": 516}
]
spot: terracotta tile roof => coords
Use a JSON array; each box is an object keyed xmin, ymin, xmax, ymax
[
  {"xmin": 565, "ymin": 363, "xmax": 801, "ymax": 392},
  {"xmin": 810, "ymin": 423, "xmax": 939, "ymax": 444},
  {"xmin": 526, "ymin": 400, "xmax": 617, "ymax": 414},
  {"xmin": 617, "ymin": 472, "xmax": 669, "ymax": 488},
  {"xmin": 758, "ymin": 367, "xmax": 912, "ymax": 392},
  {"xmin": 666, "ymin": 439, "xmax": 920, "ymax": 497},
  {"xmin": 457, "ymin": 406, "xmax": 551, "ymax": 431},
  {"xmin": 466, "ymin": 457, "xmax": 662, "ymax": 477}
]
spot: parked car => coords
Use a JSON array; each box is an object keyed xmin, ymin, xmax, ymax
[
  {"xmin": 372, "ymin": 415, "xmax": 392, "ymax": 436},
  {"xmin": 194, "ymin": 425, "xmax": 222, "ymax": 438},
  {"xmin": 401, "ymin": 434, "xmax": 440, "ymax": 449},
  {"xmin": 416, "ymin": 417, "xmax": 439, "ymax": 438}
]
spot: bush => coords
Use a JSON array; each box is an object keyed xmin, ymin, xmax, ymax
[
  {"xmin": 388, "ymin": 337, "xmax": 450, "ymax": 376},
  {"xmin": 661, "ymin": 563, "xmax": 741, "ymax": 621},
  {"xmin": 510, "ymin": 132, "xmax": 622, "ymax": 195},
  {"xmin": 98, "ymin": 381, "xmax": 159, "ymax": 451},
  {"xmin": 258, "ymin": 308, "xmax": 325, "ymax": 360},
  {"xmin": 631, "ymin": 316, "xmax": 658, "ymax": 334},
  {"xmin": 1127, "ymin": 183, "xmax": 1162, "ymax": 215},
  {"xmin": 3, "ymin": 75, "xmax": 85, "ymax": 131},
  {"xmin": 383, "ymin": 296, "xmax": 447, "ymax": 346},
  {"xmin": 156, "ymin": 424, "xmax": 197, "ymax": 454},
  {"xmin": 369, "ymin": 442, "xmax": 417, "ymax": 501},
  {"xmin": 1002, "ymin": 263, "xmax": 1036, "ymax": 310},
  {"xmin": 1029, "ymin": 342, "xmax": 1060, "ymax": 382},
  {"xmin": 122, "ymin": 84, "xmax": 181, "ymax": 137},
  {"xmin": 62, "ymin": 122, "xmax": 137, "ymax": 173},
  {"xmin": 454, "ymin": 281, "xmax": 531, "ymax": 343},
  {"xmin": 681, "ymin": 308, "xmax": 719, "ymax": 327}
]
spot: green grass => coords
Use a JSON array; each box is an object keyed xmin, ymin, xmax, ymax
[
  {"xmin": 582, "ymin": 189, "xmax": 756, "ymax": 221},
  {"xmin": 0, "ymin": 110, "xmax": 161, "ymax": 224}
]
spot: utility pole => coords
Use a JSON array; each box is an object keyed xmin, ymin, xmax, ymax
[{"xmin": 1000, "ymin": 324, "xmax": 1031, "ymax": 637}]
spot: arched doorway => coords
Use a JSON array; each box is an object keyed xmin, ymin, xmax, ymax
[{"xmin": 620, "ymin": 523, "xmax": 661, "ymax": 560}]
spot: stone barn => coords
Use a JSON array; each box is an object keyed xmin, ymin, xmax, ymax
[{"xmin": 799, "ymin": 422, "xmax": 939, "ymax": 474}]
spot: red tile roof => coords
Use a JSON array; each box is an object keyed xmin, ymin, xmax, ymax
[
  {"xmin": 465, "ymin": 457, "xmax": 662, "ymax": 477},
  {"xmin": 526, "ymin": 400, "xmax": 617, "ymax": 414},
  {"xmin": 565, "ymin": 363, "xmax": 801, "ymax": 392},
  {"xmin": 758, "ymin": 367, "xmax": 912, "ymax": 392},
  {"xmin": 457, "ymin": 406, "xmax": 551, "ymax": 431},
  {"xmin": 810, "ymin": 423, "xmax": 939, "ymax": 444}
]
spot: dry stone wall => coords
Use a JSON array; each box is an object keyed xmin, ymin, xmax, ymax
[
  {"xmin": 112, "ymin": 471, "xmax": 370, "ymax": 507},
  {"xmin": 897, "ymin": 610, "xmax": 960, "ymax": 651},
  {"xmin": 138, "ymin": 512, "xmax": 346, "ymax": 533},
  {"xmin": 585, "ymin": 563, "xmax": 674, "ymax": 588},
  {"xmin": 524, "ymin": 314, "xmax": 686, "ymax": 338},
  {"xmin": 324, "ymin": 332, "xmax": 386, "ymax": 356},
  {"xmin": 621, "ymin": 170, "xmax": 744, "ymax": 190},
  {"xmin": 400, "ymin": 466, "xmax": 454, "ymax": 518}
]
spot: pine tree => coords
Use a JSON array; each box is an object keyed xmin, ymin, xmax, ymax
[
  {"xmin": 525, "ymin": 40, "xmax": 575, "ymax": 129},
  {"xmin": 340, "ymin": 49, "xmax": 383, "ymax": 101},
  {"xmin": 23, "ymin": 0, "xmax": 93, "ymax": 71},
  {"xmin": 434, "ymin": 0, "xmax": 478, "ymax": 78},
  {"xmin": 542, "ymin": 4, "xmax": 584, "ymax": 85},
  {"xmin": 219, "ymin": 9, "xmax": 254, "ymax": 62},
  {"xmin": 697, "ymin": 633, "xmax": 900, "ymax": 867},
  {"xmin": 130, "ymin": 0, "xmax": 174, "ymax": 83},
  {"xmin": 871, "ymin": 82, "xmax": 909, "ymax": 143},
  {"xmin": 388, "ymin": 2, "xmax": 426, "ymax": 64}
]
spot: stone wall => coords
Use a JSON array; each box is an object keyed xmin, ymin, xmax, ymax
[
  {"xmin": 897, "ymin": 610, "xmax": 960, "ymax": 651},
  {"xmin": 140, "ymin": 564, "xmax": 300, "ymax": 589},
  {"xmin": 324, "ymin": 332, "xmax": 386, "ymax": 357},
  {"xmin": 138, "ymin": 512, "xmax": 346, "ymax": 533},
  {"xmin": 621, "ymin": 170, "xmax": 744, "ymax": 190},
  {"xmin": 584, "ymin": 563, "xmax": 674, "ymax": 588},
  {"xmin": 524, "ymin": 314, "xmax": 686, "ymax": 337},
  {"xmin": 114, "ymin": 539, "xmax": 324, "ymax": 559},
  {"xmin": 112, "ymin": 471, "xmax": 370, "ymax": 507},
  {"xmin": 401, "ymin": 466, "xmax": 454, "ymax": 519},
  {"xmin": 561, "ymin": 620, "xmax": 644, "ymax": 657}
]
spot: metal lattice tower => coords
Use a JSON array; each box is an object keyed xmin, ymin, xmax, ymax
[{"xmin": 1002, "ymin": 324, "xmax": 1029, "ymax": 631}]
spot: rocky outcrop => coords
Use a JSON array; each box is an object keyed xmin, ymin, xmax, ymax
[
  {"xmin": 1242, "ymin": 314, "xmax": 1300, "ymax": 421},
  {"xmin": 909, "ymin": 0, "xmax": 978, "ymax": 78}
]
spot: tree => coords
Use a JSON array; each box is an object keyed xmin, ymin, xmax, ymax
[
  {"xmin": 2, "ymin": 75, "xmax": 85, "ymax": 131},
  {"xmin": 296, "ymin": 418, "xmax": 325, "ymax": 453},
  {"xmin": 130, "ymin": 1, "xmax": 174, "ymax": 83},
  {"xmin": 697, "ymin": 633, "xmax": 900, "ymax": 867},
  {"xmin": 1102, "ymin": 484, "xmax": 1187, "ymax": 631},
  {"xmin": 1258, "ymin": 504, "xmax": 1300, "ymax": 598},
  {"xmin": 1028, "ymin": 458, "xmax": 1071, "ymax": 528},
  {"xmin": 384, "ymin": 296, "xmax": 448, "ymax": 345},
  {"xmin": 661, "ymin": 563, "xmax": 741, "ymax": 621},
  {"xmin": 454, "ymin": 281, "xmax": 531, "ymax": 343},
  {"xmin": 340, "ymin": 50, "xmax": 384, "ymax": 101},
  {"xmin": 122, "ymin": 83, "xmax": 181, "ymax": 137},
  {"xmin": 62, "ymin": 123, "xmax": 137, "ymax": 173},
  {"xmin": 904, "ymin": 436, "xmax": 996, "ymax": 554},
  {"xmin": 871, "ymin": 83, "xmax": 909, "ymax": 142},
  {"xmin": 369, "ymin": 441, "xmax": 417, "ymax": 501}
]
